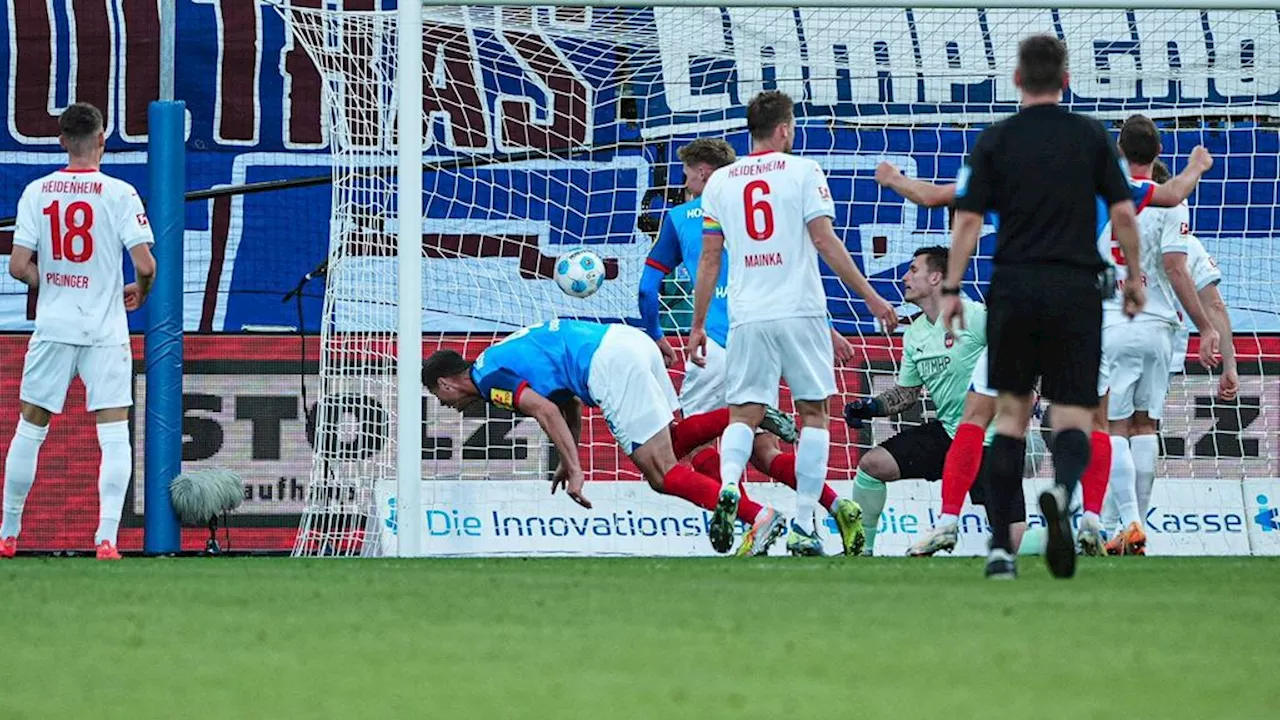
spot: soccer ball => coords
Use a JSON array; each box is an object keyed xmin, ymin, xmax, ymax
[{"xmin": 554, "ymin": 249, "xmax": 605, "ymax": 299}]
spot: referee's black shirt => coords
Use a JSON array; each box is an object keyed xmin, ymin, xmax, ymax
[{"xmin": 955, "ymin": 104, "xmax": 1132, "ymax": 272}]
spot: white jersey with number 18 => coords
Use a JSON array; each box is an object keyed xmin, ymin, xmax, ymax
[
  {"xmin": 700, "ymin": 151, "xmax": 834, "ymax": 327},
  {"xmin": 13, "ymin": 169, "xmax": 153, "ymax": 346}
]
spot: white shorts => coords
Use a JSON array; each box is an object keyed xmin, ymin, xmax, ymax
[
  {"xmin": 1170, "ymin": 324, "xmax": 1191, "ymax": 374},
  {"xmin": 680, "ymin": 337, "xmax": 727, "ymax": 417},
  {"xmin": 1101, "ymin": 321, "xmax": 1174, "ymax": 421},
  {"xmin": 724, "ymin": 316, "xmax": 835, "ymax": 406},
  {"xmin": 587, "ymin": 325, "xmax": 680, "ymax": 454},
  {"xmin": 968, "ymin": 348, "xmax": 997, "ymax": 398},
  {"xmin": 20, "ymin": 340, "xmax": 133, "ymax": 414}
]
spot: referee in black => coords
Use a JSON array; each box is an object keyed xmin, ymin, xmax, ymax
[{"xmin": 939, "ymin": 34, "xmax": 1145, "ymax": 580}]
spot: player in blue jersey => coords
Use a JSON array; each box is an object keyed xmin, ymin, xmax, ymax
[
  {"xmin": 422, "ymin": 319, "xmax": 787, "ymax": 554},
  {"xmin": 871, "ymin": 154, "xmax": 1210, "ymax": 556},
  {"xmin": 638, "ymin": 139, "xmax": 866, "ymax": 556}
]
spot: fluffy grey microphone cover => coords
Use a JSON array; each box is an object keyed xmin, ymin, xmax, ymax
[{"xmin": 169, "ymin": 469, "xmax": 245, "ymax": 525}]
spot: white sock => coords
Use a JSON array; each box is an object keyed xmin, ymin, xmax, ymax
[
  {"xmin": 718, "ymin": 422, "xmax": 754, "ymax": 494},
  {"xmin": 95, "ymin": 421, "xmax": 131, "ymax": 545},
  {"xmin": 938, "ymin": 512, "xmax": 959, "ymax": 528},
  {"xmin": 1130, "ymin": 434, "xmax": 1159, "ymax": 519},
  {"xmin": 1109, "ymin": 435, "xmax": 1140, "ymax": 528},
  {"xmin": 1, "ymin": 418, "xmax": 48, "ymax": 538},
  {"xmin": 1101, "ymin": 485, "xmax": 1120, "ymax": 531},
  {"xmin": 793, "ymin": 427, "xmax": 830, "ymax": 533}
]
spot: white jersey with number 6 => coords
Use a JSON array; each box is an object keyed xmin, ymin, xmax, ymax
[
  {"xmin": 13, "ymin": 169, "xmax": 153, "ymax": 346},
  {"xmin": 700, "ymin": 151, "xmax": 834, "ymax": 327}
]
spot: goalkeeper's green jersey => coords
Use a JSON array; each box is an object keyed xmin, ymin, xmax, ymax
[{"xmin": 898, "ymin": 299, "xmax": 987, "ymax": 438}]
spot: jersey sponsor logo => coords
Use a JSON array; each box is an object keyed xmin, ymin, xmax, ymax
[
  {"xmin": 489, "ymin": 387, "xmax": 515, "ymax": 410},
  {"xmin": 684, "ymin": 207, "xmax": 702, "ymax": 219},
  {"xmin": 744, "ymin": 252, "xmax": 783, "ymax": 268}
]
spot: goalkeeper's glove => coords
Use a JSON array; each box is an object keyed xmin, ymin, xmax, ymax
[{"xmin": 843, "ymin": 397, "xmax": 883, "ymax": 429}]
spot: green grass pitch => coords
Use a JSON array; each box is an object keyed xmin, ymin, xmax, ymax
[{"xmin": 2, "ymin": 556, "xmax": 1274, "ymax": 719}]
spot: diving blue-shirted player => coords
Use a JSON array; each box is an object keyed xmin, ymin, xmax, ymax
[
  {"xmin": 422, "ymin": 318, "xmax": 789, "ymax": 555},
  {"xmin": 637, "ymin": 138, "xmax": 866, "ymax": 557},
  {"xmin": 866, "ymin": 157, "xmax": 1210, "ymax": 558}
]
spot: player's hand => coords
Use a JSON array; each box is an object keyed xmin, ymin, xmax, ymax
[
  {"xmin": 843, "ymin": 397, "xmax": 882, "ymax": 430},
  {"xmin": 874, "ymin": 161, "xmax": 902, "ymax": 188},
  {"xmin": 1189, "ymin": 145, "xmax": 1214, "ymax": 174},
  {"xmin": 1122, "ymin": 282, "xmax": 1146, "ymax": 318},
  {"xmin": 686, "ymin": 327, "xmax": 708, "ymax": 368},
  {"xmin": 941, "ymin": 294, "xmax": 965, "ymax": 333},
  {"xmin": 867, "ymin": 294, "xmax": 899, "ymax": 333},
  {"xmin": 1219, "ymin": 365, "xmax": 1239, "ymax": 402},
  {"xmin": 656, "ymin": 337, "xmax": 678, "ymax": 368},
  {"xmin": 123, "ymin": 283, "xmax": 144, "ymax": 311},
  {"xmin": 1197, "ymin": 328, "xmax": 1221, "ymax": 369},
  {"xmin": 831, "ymin": 330, "xmax": 854, "ymax": 366},
  {"xmin": 551, "ymin": 464, "xmax": 592, "ymax": 509}
]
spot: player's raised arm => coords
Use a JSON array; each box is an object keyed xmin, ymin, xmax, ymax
[
  {"xmin": 875, "ymin": 161, "xmax": 956, "ymax": 209},
  {"xmin": 515, "ymin": 389, "xmax": 590, "ymax": 509},
  {"xmin": 1148, "ymin": 145, "xmax": 1213, "ymax": 208}
]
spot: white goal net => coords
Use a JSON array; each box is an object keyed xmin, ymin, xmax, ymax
[{"xmin": 275, "ymin": 1, "xmax": 1280, "ymax": 557}]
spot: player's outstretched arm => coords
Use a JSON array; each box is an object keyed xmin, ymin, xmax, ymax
[
  {"xmin": 516, "ymin": 388, "xmax": 590, "ymax": 509},
  {"xmin": 875, "ymin": 162, "xmax": 956, "ymax": 209},
  {"xmin": 843, "ymin": 384, "xmax": 922, "ymax": 428},
  {"xmin": 1164, "ymin": 252, "xmax": 1220, "ymax": 368},
  {"xmin": 808, "ymin": 216, "xmax": 898, "ymax": 332},
  {"xmin": 1149, "ymin": 146, "xmax": 1213, "ymax": 207},
  {"xmin": 559, "ymin": 397, "xmax": 584, "ymax": 444},
  {"xmin": 1200, "ymin": 284, "xmax": 1237, "ymax": 399},
  {"xmin": 7, "ymin": 247, "xmax": 38, "ymax": 288}
]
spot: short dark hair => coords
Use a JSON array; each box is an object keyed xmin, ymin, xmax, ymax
[
  {"xmin": 422, "ymin": 349, "xmax": 472, "ymax": 391},
  {"xmin": 746, "ymin": 91, "xmax": 794, "ymax": 141},
  {"xmin": 1152, "ymin": 158, "xmax": 1171, "ymax": 184},
  {"xmin": 1017, "ymin": 34, "xmax": 1068, "ymax": 96},
  {"xmin": 1119, "ymin": 114, "xmax": 1161, "ymax": 165},
  {"xmin": 59, "ymin": 102, "xmax": 103, "ymax": 153},
  {"xmin": 678, "ymin": 138, "xmax": 736, "ymax": 170},
  {"xmin": 913, "ymin": 245, "xmax": 949, "ymax": 275}
]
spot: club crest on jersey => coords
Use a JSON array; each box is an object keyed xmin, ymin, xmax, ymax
[
  {"xmin": 944, "ymin": 332, "xmax": 955, "ymax": 348},
  {"xmin": 489, "ymin": 388, "xmax": 514, "ymax": 410},
  {"xmin": 136, "ymin": 213, "xmax": 149, "ymax": 227}
]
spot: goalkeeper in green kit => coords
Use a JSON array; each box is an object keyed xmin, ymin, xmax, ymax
[{"xmin": 843, "ymin": 246, "xmax": 1009, "ymax": 555}]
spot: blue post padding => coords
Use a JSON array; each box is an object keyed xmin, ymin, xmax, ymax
[{"xmin": 144, "ymin": 101, "xmax": 185, "ymax": 554}]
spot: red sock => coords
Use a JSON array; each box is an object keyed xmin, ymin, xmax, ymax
[
  {"xmin": 671, "ymin": 408, "xmax": 730, "ymax": 459},
  {"xmin": 941, "ymin": 423, "xmax": 986, "ymax": 516},
  {"xmin": 1081, "ymin": 431, "xmax": 1112, "ymax": 515},
  {"xmin": 661, "ymin": 465, "xmax": 721, "ymax": 511},
  {"xmin": 768, "ymin": 453, "xmax": 837, "ymax": 512},
  {"xmin": 689, "ymin": 448, "xmax": 762, "ymax": 523},
  {"xmin": 691, "ymin": 447, "xmax": 719, "ymax": 477}
]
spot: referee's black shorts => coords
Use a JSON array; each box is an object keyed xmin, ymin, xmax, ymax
[{"xmin": 986, "ymin": 264, "xmax": 1103, "ymax": 408}]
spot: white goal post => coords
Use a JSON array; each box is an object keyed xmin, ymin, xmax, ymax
[{"xmin": 270, "ymin": 0, "xmax": 1280, "ymax": 557}]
